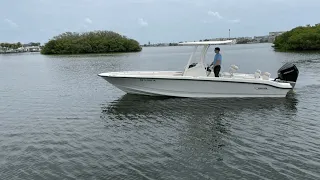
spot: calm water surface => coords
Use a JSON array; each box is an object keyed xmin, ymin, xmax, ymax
[{"xmin": 1, "ymin": 44, "xmax": 320, "ymax": 180}]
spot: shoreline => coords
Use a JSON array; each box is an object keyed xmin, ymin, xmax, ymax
[{"xmin": 0, "ymin": 51, "xmax": 40, "ymax": 54}]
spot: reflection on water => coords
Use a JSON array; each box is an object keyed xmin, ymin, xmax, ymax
[
  {"xmin": 102, "ymin": 93, "xmax": 298, "ymax": 118},
  {"xmin": 100, "ymin": 94, "xmax": 298, "ymax": 158}
]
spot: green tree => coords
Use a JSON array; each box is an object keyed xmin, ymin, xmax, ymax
[
  {"xmin": 0, "ymin": 42, "xmax": 23, "ymax": 49},
  {"xmin": 29, "ymin": 42, "xmax": 40, "ymax": 46},
  {"xmin": 41, "ymin": 30, "xmax": 142, "ymax": 55},
  {"xmin": 236, "ymin": 39, "xmax": 250, "ymax": 44},
  {"xmin": 274, "ymin": 24, "xmax": 320, "ymax": 51}
]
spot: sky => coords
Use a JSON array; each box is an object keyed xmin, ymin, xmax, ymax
[{"xmin": 1, "ymin": 0, "xmax": 320, "ymax": 44}]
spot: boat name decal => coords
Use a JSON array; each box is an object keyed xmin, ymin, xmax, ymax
[
  {"xmin": 255, "ymin": 87, "xmax": 268, "ymax": 90},
  {"xmin": 140, "ymin": 79, "xmax": 156, "ymax": 82}
]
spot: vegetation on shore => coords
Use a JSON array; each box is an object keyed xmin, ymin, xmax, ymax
[
  {"xmin": 41, "ymin": 31, "xmax": 142, "ymax": 55},
  {"xmin": 0, "ymin": 42, "xmax": 22, "ymax": 49},
  {"xmin": 0, "ymin": 42, "xmax": 41, "ymax": 49},
  {"xmin": 273, "ymin": 24, "xmax": 320, "ymax": 51}
]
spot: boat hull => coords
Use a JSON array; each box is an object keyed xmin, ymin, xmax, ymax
[{"xmin": 100, "ymin": 75, "xmax": 292, "ymax": 98}]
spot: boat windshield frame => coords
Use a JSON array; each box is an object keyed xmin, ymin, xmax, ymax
[{"xmin": 179, "ymin": 40, "xmax": 233, "ymax": 75}]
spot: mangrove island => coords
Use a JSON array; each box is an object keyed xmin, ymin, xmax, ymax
[
  {"xmin": 41, "ymin": 31, "xmax": 142, "ymax": 55},
  {"xmin": 273, "ymin": 24, "xmax": 320, "ymax": 51}
]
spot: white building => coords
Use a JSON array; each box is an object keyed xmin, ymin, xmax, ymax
[
  {"xmin": 24, "ymin": 46, "xmax": 41, "ymax": 52},
  {"xmin": 268, "ymin": 31, "xmax": 286, "ymax": 43}
]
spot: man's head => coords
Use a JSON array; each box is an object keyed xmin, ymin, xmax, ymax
[{"xmin": 214, "ymin": 47, "xmax": 220, "ymax": 54}]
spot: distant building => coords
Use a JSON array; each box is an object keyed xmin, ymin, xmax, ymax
[
  {"xmin": 238, "ymin": 37, "xmax": 253, "ymax": 40},
  {"xmin": 236, "ymin": 37, "xmax": 253, "ymax": 41},
  {"xmin": 25, "ymin": 46, "xmax": 41, "ymax": 52},
  {"xmin": 211, "ymin": 37, "xmax": 236, "ymax": 41},
  {"xmin": 253, "ymin": 35, "xmax": 269, "ymax": 43},
  {"xmin": 0, "ymin": 42, "xmax": 41, "ymax": 53},
  {"xmin": 268, "ymin": 31, "xmax": 286, "ymax": 43},
  {"xmin": 23, "ymin": 42, "xmax": 41, "ymax": 47},
  {"xmin": 235, "ymin": 37, "xmax": 253, "ymax": 44}
]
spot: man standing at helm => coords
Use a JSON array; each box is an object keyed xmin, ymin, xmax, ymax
[{"xmin": 210, "ymin": 47, "xmax": 222, "ymax": 77}]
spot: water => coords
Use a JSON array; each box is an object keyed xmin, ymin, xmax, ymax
[{"xmin": 1, "ymin": 43, "xmax": 320, "ymax": 180}]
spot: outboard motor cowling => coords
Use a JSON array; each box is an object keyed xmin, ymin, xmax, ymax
[{"xmin": 275, "ymin": 63, "xmax": 299, "ymax": 87}]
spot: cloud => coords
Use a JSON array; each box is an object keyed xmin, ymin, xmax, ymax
[
  {"xmin": 138, "ymin": 18, "xmax": 148, "ymax": 27},
  {"xmin": 4, "ymin": 19, "xmax": 18, "ymax": 28},
  {"xmin": 208, "ymin": 11, "xmax": 223, "ymax": 19},
  {"xmin": 84, "ymin": 18, "xmax": 92, "ymax": 24},
  {"xmin": 205, "ymin": 11, "xmax": 240, "ymax": 24},
  {"xmin": 228, "ymin": 19, "xmax": 241, "ymax": 23}
]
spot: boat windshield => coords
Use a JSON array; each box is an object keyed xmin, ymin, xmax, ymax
[{"xmin": 179, "ymin": 40, "xmax": 233, "ymax": 76}]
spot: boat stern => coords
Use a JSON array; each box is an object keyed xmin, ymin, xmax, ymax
[{"xmin": 275, "ymin": 63, "xmax": 299, "ymax": 89}]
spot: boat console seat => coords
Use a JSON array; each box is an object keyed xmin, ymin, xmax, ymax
[
  {"xmin": 254, "ymin": 70, "xmax": 261, "ymax": 79},
  {"xmin": 254, "ymin": 70, "xmax": 271, "ymax": 80},
  {"xmin": 230, "ymin": 65, "xmax": 239, "ymax": 73},
  {"xmin": 262, "ymin": 72, "xmax": 271, "ymax": 80},
  {"xmin": 227, "ymin": 65, "xmax": 239, "ymax": 77},
  {"xmin": 218, "ymin": 65, "xmax": 239, "ymax": 78}
]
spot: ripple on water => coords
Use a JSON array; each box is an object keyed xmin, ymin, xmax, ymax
[
  {"xmin": 1, "ymin": 47, "xmax": 320, "ymax": 179},
  {"xmin": 97, "ymin": 94, "xmax": 319, "ymax": 179}
]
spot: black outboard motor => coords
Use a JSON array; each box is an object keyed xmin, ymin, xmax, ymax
[{"xmin": 275, "ymin": 63, "xmax": 299, "ymax": 87}]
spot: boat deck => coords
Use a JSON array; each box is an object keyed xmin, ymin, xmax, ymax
[{"xmin": 99, "ymin": 71, "xmax": 273, "ymax": 81}]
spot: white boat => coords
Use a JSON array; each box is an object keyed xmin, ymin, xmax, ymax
[{"xmin": 98, "ymin": 40, "xmax": 299, "ymax": 98}]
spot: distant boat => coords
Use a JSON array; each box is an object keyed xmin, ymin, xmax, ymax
[{"xmin": 99, "ymin": 40, "xmax": 299, "ymax": 98}]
